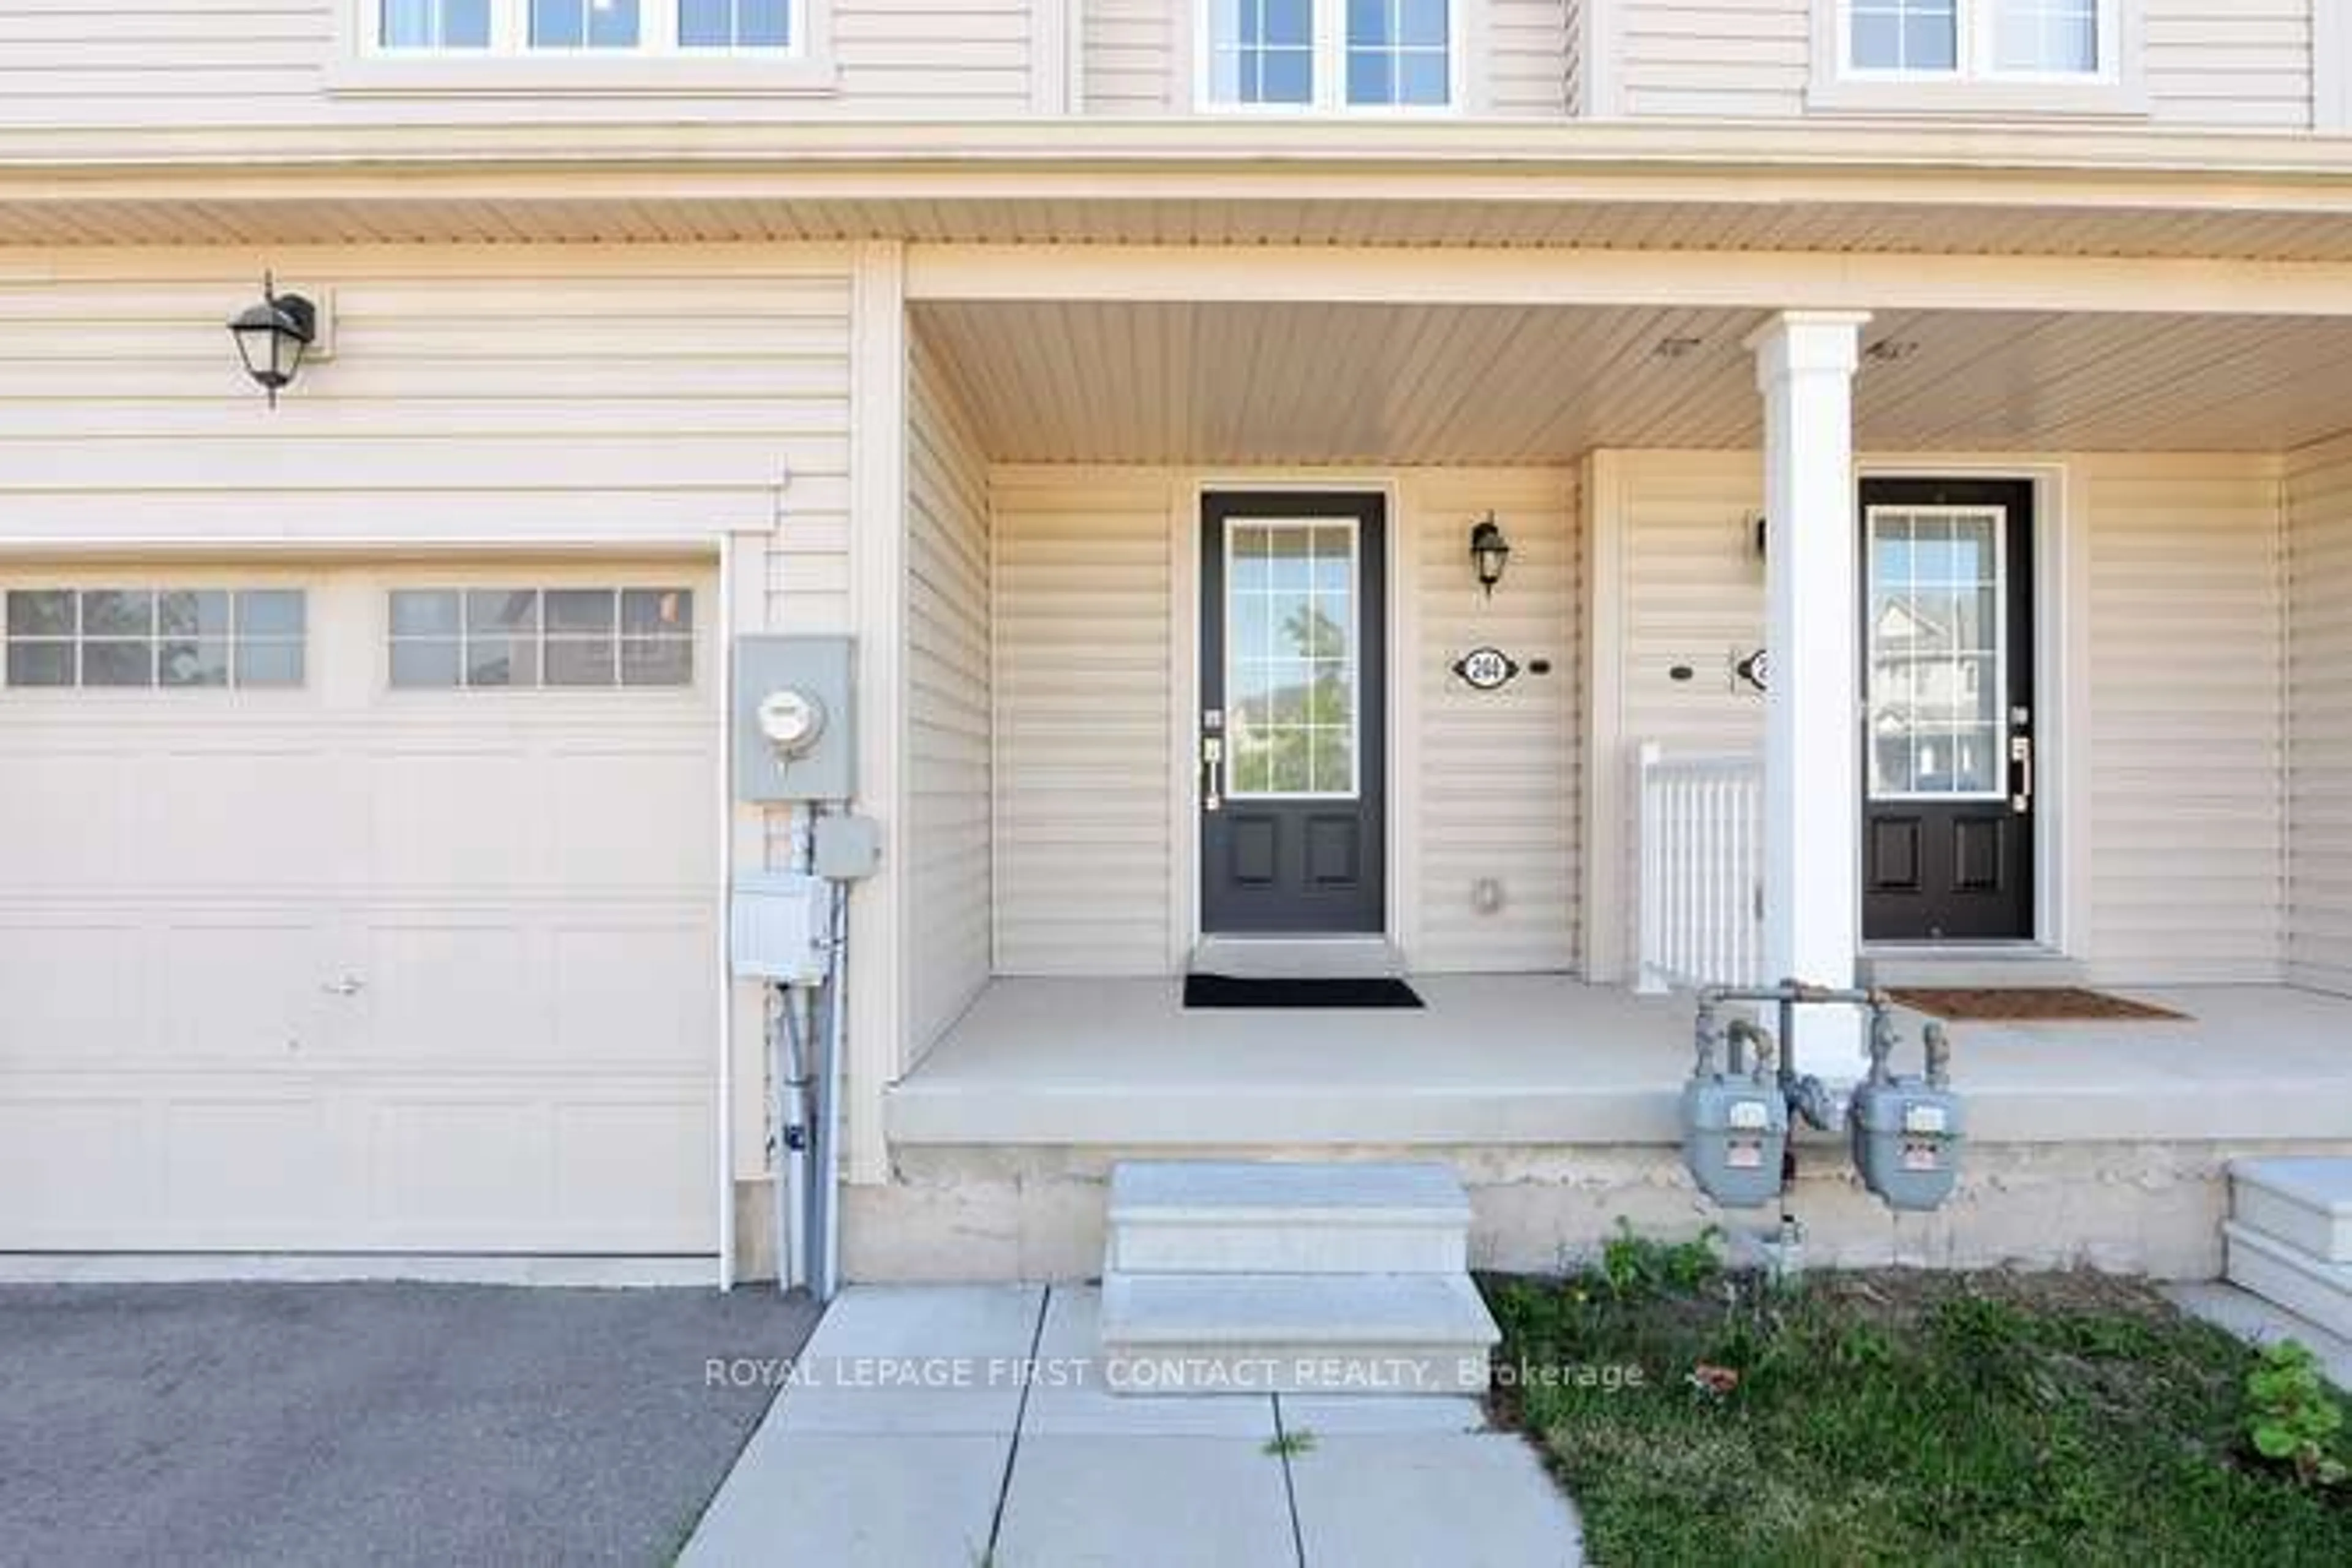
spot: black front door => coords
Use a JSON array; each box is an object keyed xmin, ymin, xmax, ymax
[
  {"xmin": 1199, "ymin": 491, "xmax": 1387, "ymax": 934},
  {"xmin": 1861, "ymin": 477, "xmax": 2036, "ymax": 942}
]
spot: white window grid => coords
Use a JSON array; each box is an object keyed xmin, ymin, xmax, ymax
[
  {"xmin": 374, "ymin": 0, "xmax": 801, "ymax": 54},
  {"xmin": 1865, "ymin": 506, "xmax": 2008, "ymax": 803},
  {"xmin": 386, "ymin": 587, "xmax": 696, "ymax": 691},
  {"xmin": 1221, "ymin": 518, "xmax": 1363, "ymax": 801},
  {"xmin": 1197, "ymin": 0, "xmax": 1463, "ymax": 113},
  {"xmin": 1, "ymin": 588, "xmax": 308, "ymax": 691},
  {"xmin": 1839, "ymin": 0, "xmax": 2114, "ymax": 83}
]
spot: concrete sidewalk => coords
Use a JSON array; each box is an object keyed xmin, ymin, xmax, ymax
[{"xmin": 685, "ymin": 1284, "xmax": 1583, "ymax": 1567}]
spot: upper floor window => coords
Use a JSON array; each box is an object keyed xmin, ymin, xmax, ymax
[
  {"xmin": 378, "ymin": 0, "xmax": 794, "ymax": 51},
  {"xmin": 1844, "ymin": 0, "xmax": 2109, "ymax": 80},
  {"xmin": 1204, "ymin": 0, "xmax": 1454, "ymax": 111}
]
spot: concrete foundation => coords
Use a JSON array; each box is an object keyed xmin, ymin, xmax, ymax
[{"xmin": 839, "ymin": 1139, "xmax": 2352, "ymax": 1285}]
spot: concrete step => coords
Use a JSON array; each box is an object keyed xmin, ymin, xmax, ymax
[
  {"xmin": 1858, "ymin": 949, "xmax": 2088, "ymax": 990},
  {"xmin": 1186, "ymin": 935, "xmax": 1406, "ymax": 979},
  {"xmin": 2225, "ymin": 1222, "xmax": 2352, "ymax": 1343},
  {"xmin": 2232, "ymin": 1157, "xmax": 2352, "ymax": 1262},
  {"xmin": 1106, "ymin": 1160, "xmax": 1471, "ymax": 1276},
  {"xmin": 1098, "ymin": 1270, "xmax": 1500, "ymax": 1395}
]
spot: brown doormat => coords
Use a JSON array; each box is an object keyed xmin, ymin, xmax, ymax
[{"xmin": 1887, "ymin": 987, "xmax": 2188, "ymax": 1022}]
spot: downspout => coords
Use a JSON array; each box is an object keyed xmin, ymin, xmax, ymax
[{"xmin": 715, "ymin": 535, "xmax": 737, "ymax": 1292}]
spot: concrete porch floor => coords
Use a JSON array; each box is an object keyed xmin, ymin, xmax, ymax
[{"xmin": 888, "ymin": 977, "xmax": 2352, "ymax": 1148}]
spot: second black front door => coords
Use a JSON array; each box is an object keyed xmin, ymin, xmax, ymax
[
  {"xmin": 1861, "ymin": 477, "xmax": 2037, "ymax": 942},
  {"xmin": 1199, "ymin": 491, "xmax": 1387, "ymax": 934}
]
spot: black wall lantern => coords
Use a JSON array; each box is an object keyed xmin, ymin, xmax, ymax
[
  {"xmin": 227, "ymin": 274, "xmax": 317, "ymax": 405},
  {"xmin": 1469, "ymin": 513, "xmax": 1511, "ymax": 598}
]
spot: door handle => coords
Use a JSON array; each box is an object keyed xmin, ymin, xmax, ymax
[
  {"xmin": 321, "ymin": 975, "xmax": 366, "ymax": 997},
  {"xmin": 1201, "ymin": 735, "xmax": 1224, "ymax": 813},
  {"xmin": 2010, "ymin": 734, "xmax": 2033, "ymax": 815}
]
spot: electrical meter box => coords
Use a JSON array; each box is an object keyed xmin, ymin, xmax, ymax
[
  {"xmin": 1681, "ymin": 1076, "xmax": 1789, "ymax": 1208},
  {"xmin": 730, "ymin": 870, "xmax": 833, "ymax": 984},
  {"xmin": 1849, "ymin": 1079, "xmax": 1965, "ymax": 1212},
  {"xmin": 735, "ymin": 636, "xmax": 856, "ymax": 803}
]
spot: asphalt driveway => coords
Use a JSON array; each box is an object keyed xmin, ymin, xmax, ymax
[{"xmin": 0, "ymin": 1281, "xmax": 818, "ymax": 1567}]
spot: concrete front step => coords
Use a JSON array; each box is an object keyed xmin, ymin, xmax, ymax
[
  {"xmin": 1106, "ymin": 1160, "xmax": 1471, "ymax": 1276},
  {"xmin": 2225, "ymin": 1222, "xmax": 2352, "ymax": 1343},
  {"xmin": 2231, "ymin": 1157, "xmax": 2352, "ymax": 1262},
  {"xmin": 1856, "ymin": 948, "xmax": 2088, "ymax": 990},
  {"xmin": 1098, "ymin": 1271, "xmax": 1500, "ymax": 1395}
]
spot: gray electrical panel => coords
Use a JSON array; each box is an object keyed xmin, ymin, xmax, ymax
[{"xmin": 734, "ymin": 635, "xmax": 856, "ymax": 803}]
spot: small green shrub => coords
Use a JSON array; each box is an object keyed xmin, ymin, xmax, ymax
[
  {"xmin": 1598, "ymin": 1218, "xmax": 1722, "ymax": 1300},
  {"xmin": 2245, "ymin": 1341, "xmax": 2348, "ymax": 1488}
]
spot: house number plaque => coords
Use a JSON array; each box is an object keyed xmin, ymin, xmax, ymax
[{"xmin": 1452, "ymin": 647, "xmax": 1521, "ymax": 692}]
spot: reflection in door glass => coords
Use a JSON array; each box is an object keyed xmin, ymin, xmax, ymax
[
  {"xmin": 1226, "ymin": 521, "xmax": 1358, "ymax": 797},
  {"xmin": 1868, "ymin": 508, "xmax": 2002, "ymax": 798}
]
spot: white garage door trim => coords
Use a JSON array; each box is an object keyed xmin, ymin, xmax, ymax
[{"xmin": 0, "ymin": 548, "xmax": 733, "ymax": 1276}]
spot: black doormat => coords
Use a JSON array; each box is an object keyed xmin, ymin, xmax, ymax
[{"xmin": 1182, "ymin": 973, "xmax": 1425, "ymax": 1009}]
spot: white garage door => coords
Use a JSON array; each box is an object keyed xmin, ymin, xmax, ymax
[{"xmin": 0, "ymin": 562, "xmax": 720, "ymax": 1254}]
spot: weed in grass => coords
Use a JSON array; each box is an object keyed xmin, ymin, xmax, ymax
[{"xmin": 2247, "ymin": 1340, "xmax": 2349, "ymax": 1489}]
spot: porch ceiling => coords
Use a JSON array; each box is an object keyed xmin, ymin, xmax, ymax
[{"xmin": 915, "ymin": 300, "xmax": 2352, "ymax": 462}]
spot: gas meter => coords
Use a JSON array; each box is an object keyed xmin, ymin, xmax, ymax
[
  {"xmin": 1680, "ymin": 1008, "xmax": 1788, "ymax": 1209},
  {"xmin": 1850, "ymin": 1019, "xmax": 1965, "ymax": 1212}
]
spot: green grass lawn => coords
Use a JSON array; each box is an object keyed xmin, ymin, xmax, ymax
[{"xmin": 1483, "ymin": 1236, "xmax": 2350, "ymax": 1567}]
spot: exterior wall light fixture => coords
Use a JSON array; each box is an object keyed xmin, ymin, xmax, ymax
[
  {"xmin": 1469, "ymin": 513, "xmax": 1511, "ymax": 598},
  {"xmin": 227, "ymin": 274, "xmax": 318, "ymax": 405}
]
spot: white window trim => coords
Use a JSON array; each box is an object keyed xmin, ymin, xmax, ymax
[
  {"xmin": 326, "ymin": 0, "xmax": 838, "ymax": 95},
  {"xmin": 1809, "ymin": 0, "xmax": 2148, "ymax": 117},
  {"xmin": 1193, "ymin": 0, "xmax": 1468, "ymax": 116}
]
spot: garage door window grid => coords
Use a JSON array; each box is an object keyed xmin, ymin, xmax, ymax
[
  {"xmin": 388, "ymin": 587, "xmax": 695, "ymax": 689},
  {"xmin": 3, "ymin": 589, "xmax": 306, "ymax": 689}
]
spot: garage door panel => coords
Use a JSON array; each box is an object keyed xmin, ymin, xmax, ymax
[
  {"xmin": 375, "ymin": 1099, "xmax": 561, "ymax": 1247},
  {"xmin": 552, "ymin": 921, "xmax": 717, "ymax": 1071},
  {"xmin": 552, "ymin": 745, "xmax": 714, "ymax": 889},
  {"xmin": 162, "ymin": 1098, "xmax": 357, "ymax": 1245},
  {"xmin": 149, "ymin": 749, "xmax": 347, "ymax": 890},
  {"xmin": 355, "ymin": 919, "xmax": 549, "ymax": 1066},
  {"xmin": 369, "ymin": 747, "xmax": 548, "ymax": 891},
  {"xmin": 160, "ymin": 919, "xmax": 337, "ymax": 1068},
  {"xmin": 0, "ymin": 921, "xmax": 147, "ymax": 1067},
  {"xmin": 555, "ymin": 1098, "xmax": 712, "ymax": 1245},
  {"xmin": 0, "ymin": 753, "xmax": 132, "ymax": 890},
  {"xmin": 0, "ymin": 1098, "xmax": 158, "ymax": 1247}
]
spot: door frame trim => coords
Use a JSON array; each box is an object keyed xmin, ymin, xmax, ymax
[
  {"xmin": 1855, "ymin": 458, "xmax": 2075, "ymax": 957},
  {"xmin": 1172, "ymin": 473, "xmax": 1408, "ymax": 967}
]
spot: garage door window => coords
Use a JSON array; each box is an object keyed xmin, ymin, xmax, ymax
[
  {"xmin": 388, "ymin": 587, "xmax": 694, "ymax": 690},
  {"xmin": 3, "ymin": 588, "xmax": 306, "ymax": 690}
]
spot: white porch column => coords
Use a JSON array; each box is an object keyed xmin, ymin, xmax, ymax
[{"xmin": 1747, "ymin": 310, "xmax": 1869, "ymax": 1076}]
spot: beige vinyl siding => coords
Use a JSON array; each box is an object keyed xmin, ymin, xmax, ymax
[
  {"xmin": 1617, "ymin": 0, "xmax": 1812, "ymax": 118},
  {"xmin": 1596, "ymin": 449, "xmax": 2286, "ymax": 984},
  {"xmin": 1485, "ymin": 0, "xmax": 1577, "ymax": 115},
  {"xmin": 992, "ymin": 469, "xmax": 1178, "ymax": 973},
  {"xmin": 2283, "ymin": 437, "xmax": 2352, "ymax": 992},
  {"xmin": 1599, "ymin": 450, "xmax": 1766, "ymax": 976},
  {"xmin": 1082, "ymin": 0, "xmax": 1180, "ymax": 112},
  {"xmin": 2081, "ymin": 454, "xmax": 2285, "ymax": 983},
  {"xmin": 0, "ymin": 0, "xmax": 1040, "ymax": 127},
  {"xmin": 1408, "ymin": 469, "xmax": 1584, "ymax": 969},
  {"xmin": 1611, "ymin": 0, "xmax": 2315, "ymax": 127},
  {"xmin": 2146, "ymin": 2, "xmax": 2312, "ymax": 129},
  {"xmin": 905, "ymin": 329, "xmax": 995, "ymax": 1062},
  {"xmin": 0, "ymin": 262, "xmax": 853, "ymax": 629}
]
